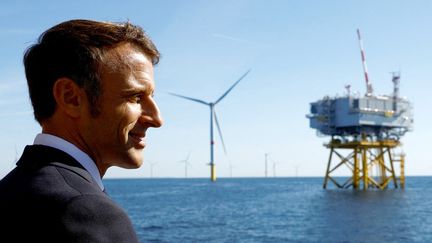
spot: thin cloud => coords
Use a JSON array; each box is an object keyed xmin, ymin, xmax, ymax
[{"xmin": 212, "ymin": 33, "xmax": 270, "ymax": 48}]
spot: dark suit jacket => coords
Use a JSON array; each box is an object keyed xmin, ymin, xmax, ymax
[{"xmin": 0, "ymin": 145, "xmax": 139, "ymax": 242}]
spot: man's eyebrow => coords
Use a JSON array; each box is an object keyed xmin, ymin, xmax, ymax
[{"xmin": 121, "ymin": 86, "xmax": 154, "ymax": 95}]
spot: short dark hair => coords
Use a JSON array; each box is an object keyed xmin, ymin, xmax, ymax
[{"xmin": 24, "ymin": 19, "xmax": 160, "ymax": 123}]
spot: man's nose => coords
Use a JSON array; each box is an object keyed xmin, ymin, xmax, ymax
[{"xmin": 140, "ymin": 98, "xmax": 163, "ymax": 128}]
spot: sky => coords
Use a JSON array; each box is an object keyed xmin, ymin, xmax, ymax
[{"xmin": 0, "ymin": 0, "xmax": 431, "ymax": 179}]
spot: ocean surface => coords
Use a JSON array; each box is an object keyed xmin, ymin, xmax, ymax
[{"xmin": 104, "ymin": 177, "xmax": 432, "ymax": 242}]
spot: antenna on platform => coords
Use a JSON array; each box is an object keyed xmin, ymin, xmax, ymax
[
  {"xmin": 391, "ymin": 71, "xmax": 401, "ymax": 112},
  {"xmin": 357, "ymin": 29, "xmax": 373, "ymax": 96},
  {"xmin": 391, "ymin": 72, "xmax": 400, "ymax": 98},
  {"xmin": 345, "ymin": 84, "xmax": 351, "ymax": 97},
  {"xmin": 169, "ymin": 69, "xmax": 251, "ymax": 182}
]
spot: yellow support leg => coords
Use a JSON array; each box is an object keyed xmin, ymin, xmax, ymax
[
  {"xmin": 353, "ymin": 148, "xmax": 359, "ymax": 189},
  {"xmin": 210, "ymin": 164, "xmax": 216, "ymax": 182},
  {"xmin": 323, "ymin": 148, "xmax": 334, "ymax": 189},
  {"xmin": 400, "ymin": 154, "xmax": 405, "ymax": 189},
  {"xmin": 362, "ymin": 148, "xmax": 368, "ymax": 190},
  {"xmin": 387, "ymin": 148, "xmax": 398, "ymax": 188},
  {"xmin": 378, "ymin": 148, "xmax": 386, "ymax": 186},
  {"xmin": 323, "ymin": 139, "xmax": 404, "ymax": 190}
]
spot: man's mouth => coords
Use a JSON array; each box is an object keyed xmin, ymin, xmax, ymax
[{"xmin": 129, "ymin": 132, "xmax": 146, "ymax": 148}]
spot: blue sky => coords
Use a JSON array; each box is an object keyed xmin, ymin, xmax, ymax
[{"xmin": 0, "ymin": 0, "xmax": 430, "ymax": 179}]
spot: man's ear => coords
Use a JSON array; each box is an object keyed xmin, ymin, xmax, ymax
[{"xmin": 52, "ymin": 78, "xmax": 86, "ymax": 118}]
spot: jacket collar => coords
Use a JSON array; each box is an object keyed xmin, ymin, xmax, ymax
[{"xmin": 16, "ymin": 145, "xmax": 93, "ymax": 183}]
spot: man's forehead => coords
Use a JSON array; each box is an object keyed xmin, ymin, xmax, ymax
[{"xmin": 101, "ymin": 43, "xmax": 152, "ymax": 72}]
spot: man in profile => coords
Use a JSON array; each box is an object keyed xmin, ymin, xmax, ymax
[{"xmin": 0, "ymin": 19, "xmax": 163, "ymax": 242}]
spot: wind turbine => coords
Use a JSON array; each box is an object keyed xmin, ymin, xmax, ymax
[
  {"xmin": 294, "ymin": 164, "xmax": 300, "ymax": 178},
  {"xmin": 170, "ymin": 69, "xmax": 251, "ymax": 182},
  {"xmin": 176, "ymin": 153, "xmax": 192, "ymax": 178},
  {"xmin": 149, "ymin": 162, "xmax": 158, "ymax": 178},
  {"xmin": 268, "ymin": 155, "xmax": 281, "ymax": 178},
  {"xmin": 265, "ymin": 153, "xmax": 269, "ymax": 178},
  {"xmin": 228, "ymin": 160, "xmax": 235, "ymax": 178},
  {"xmin": 273, "ymin": 161, "xmax": 279, "ymax": 178}
]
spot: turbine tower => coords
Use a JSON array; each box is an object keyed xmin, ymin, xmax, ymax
[{"xmin": 170, "ymin": 70, "xmax": 251, "ymax": 182}]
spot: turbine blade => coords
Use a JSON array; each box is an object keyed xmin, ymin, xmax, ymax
[
  {"xmin": 214, "ymin": 110, "xmax": 227, "ymax": 155},
  {"xmin": 215, "ymin": 69, "xmax": 251, "ymax": 105},
  {"xmin": 169, "ymin": 92, "xmax": 209, "ymax": 105}
]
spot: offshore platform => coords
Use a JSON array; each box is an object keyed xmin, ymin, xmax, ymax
[{"xmin": 307, "ymin": 29, "xmax": 413, "ymax": 189}]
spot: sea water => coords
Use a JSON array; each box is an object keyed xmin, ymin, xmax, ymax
[{"xmin": 104, "ymin": 177, "xmax": 432, "ymax": 242}]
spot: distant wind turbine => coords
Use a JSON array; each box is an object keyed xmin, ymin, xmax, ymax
[
  {"xmin": 149, "ymin": 162, "xmax": 158, "ymax": 178},
  {"xmin": 294, "ymin": 164, "xmax": 300, "ymax": 177},
  {"xmin": 228, "ymin": 160, "xmax": 234, "ymax": 178},
  {"xmin": 176, "ymin": 153, "xmax": 192, "ymax": 178},
  {"xmin": 170, "ymin": 69, "xmax": 251, "ymax": 182},
  {"xmin": 265, "ymin": 153, "xmax": 269, "ymax": 178},
  {"xmin": 273, "ymin": 161, "xmax": 279, "ymax": 178},
  {"xmin": 268, "ymin": 155, "xmax": 281, "ymax": 178}
]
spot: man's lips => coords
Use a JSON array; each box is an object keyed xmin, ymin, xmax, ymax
[{"xmin": 129, "ymin": 132, "xmax": 146, "ymax": 148}]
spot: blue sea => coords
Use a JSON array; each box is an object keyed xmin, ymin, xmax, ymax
[{"xmin": 104, "ymin": 177, "xmax": 432, "ymax": 242}]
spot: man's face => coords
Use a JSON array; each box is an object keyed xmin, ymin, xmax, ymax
[{"xmin": 81, "ymin": 43, "xmax": 162, "ymax": 173}]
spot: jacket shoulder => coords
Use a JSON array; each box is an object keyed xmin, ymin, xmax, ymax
[{"xmin": 61, "ymin": 194, "xmax": 139, "ymax": 242}]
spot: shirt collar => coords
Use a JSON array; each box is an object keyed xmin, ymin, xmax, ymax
[{"xmin": 33, "ymin": 133, "xmax": 104, "ymax": 191}]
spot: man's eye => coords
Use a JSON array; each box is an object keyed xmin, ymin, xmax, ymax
[{"xmin": 132, "ymin": 94, "xmax": 143, "ymax": 103}]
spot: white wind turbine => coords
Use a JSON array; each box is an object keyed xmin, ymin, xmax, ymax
[
  {"xmin": 149, "ymin": 162, "xmax": 158, "ymax": 178},
  {"xmin": 176, "ymin": 153, "xmax": 192, "ymax": 178},
  {"xmin": 170, "ymin": 70, "xmax": 251, "ymax": 182}
]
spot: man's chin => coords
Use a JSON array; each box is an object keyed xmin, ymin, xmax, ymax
[
  {"xmin": 127, "ymin": 160, "xmax": 143, "ymax": 169},
  {"xmin": 117, "ymin": 164, "xmax": 142, "ymax": 170},
  {"xmin": 118, "ymin": 156, "xmax": 143, "ymax": 169}
]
